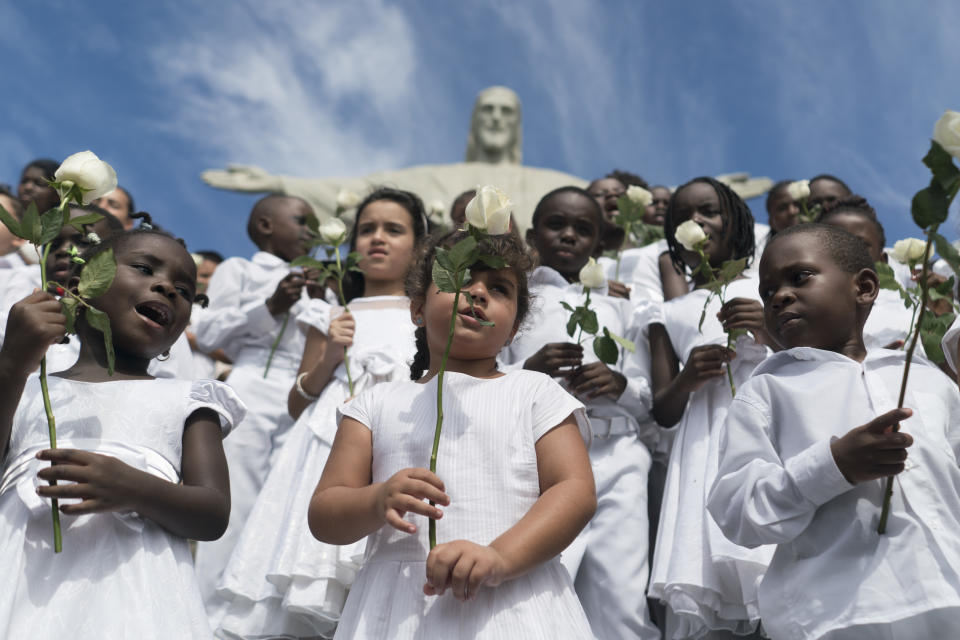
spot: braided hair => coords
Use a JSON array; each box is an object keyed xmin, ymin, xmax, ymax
[{"xmin": 664, "ymin": 176, "xmax": 756, "ymax": 276}]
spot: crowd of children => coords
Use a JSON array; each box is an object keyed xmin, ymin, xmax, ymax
[{"xmin": 1, "ymin": 155, "xmax": 960, "ymax": 640}]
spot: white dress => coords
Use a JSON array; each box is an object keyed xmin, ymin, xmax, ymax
[
  {"xmin": 648, "ymin": 278, "xmax": 774, "ymax": 639},
  {"xmin": 212, "ymin": 295, "xmax": 417, "ymax": 639},
  {"xmin": 0, "ymin": 376, "xmax": 245, "ymax": 640},
  {"xmin": 334, "ymin": 370, "xmax": 594, "ymax": 639}
]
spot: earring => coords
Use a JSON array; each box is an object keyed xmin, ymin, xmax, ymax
[
  {"xmin": 156, "ymin": 350, "xmax": 171, "ymax": 362},
  {"xmin": 414, "ymin": 317, "xmax": 424, "ymax": 326}
]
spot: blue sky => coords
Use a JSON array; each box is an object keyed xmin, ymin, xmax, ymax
[{"xmin": 2, "ymin": 1, "xmax": 959, "ymax": 258}]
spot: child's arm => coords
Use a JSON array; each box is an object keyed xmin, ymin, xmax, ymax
[
  {"xmin": 0, "ymin": 291, "xmax": 67, "ymax": 455},
  {"xmin": 308, "ymin": 416, "xmax": 450, "ymax": 544},
  {"xmin": 423, "ymin": 415, "xmax": 595, "ymax": 601},
  {"xmin": 658, "ymin": 252, "xmax": 689, "ymax": 301},
  {"xmin": 36, "ymin": 407, "xmax": 231, "ymax": 540},
  {"xmin": 288, "ymin": 313, "xmax": 355, "ymax": 419},
  {"xmin": 708, "ymin": 399, "xmax": 912, "ymax": 548},
  {"xmin": 649, "ymin": 323, "xmax": 732, "ymax": 427}
]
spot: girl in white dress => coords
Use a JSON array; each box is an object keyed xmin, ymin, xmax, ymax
[
  {"xmin": 0, "ymin": 227, "xmax": 244, "ymax": 639},
  {"xmin": 213, "ymin": 187, "xmax": 427, "ymax": 639},
  {"xmin": 647, "ymin": 178, "xmax": 773, "ymax": 639},
  {"xmin": 310, "ymin": 231, "xmax": 597, "ymax": 639}
]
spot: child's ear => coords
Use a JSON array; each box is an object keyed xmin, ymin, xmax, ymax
[
  {"xmin": 255, "ymin": 214, "xmax": 273, "ymax": 237},
  {"xmin": 409, "ymin": 300, "xmax": 424, "ymax": 327},
  {"xmin": 598, "ymin": 225, "xmax": 625, "ymax": 255},
  {"xmin": 854, "ymin": 267, "xmax": 880, "ymax": 307}
]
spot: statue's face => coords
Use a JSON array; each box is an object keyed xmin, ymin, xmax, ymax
[{"xmin": 474, "ymin": 88, "xmax": 519, "ymax": 152}]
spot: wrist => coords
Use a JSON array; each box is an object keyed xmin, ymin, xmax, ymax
[{"xmin": 265, "ymin": 297, "xmax": 280, "ymax": 316}]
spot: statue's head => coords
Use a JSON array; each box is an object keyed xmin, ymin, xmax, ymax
[{"xmin": 465, "ymin": 86, "xmax": 522, "ymax": 165}]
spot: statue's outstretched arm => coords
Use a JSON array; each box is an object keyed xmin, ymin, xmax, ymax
[{"xmin": 201, "ymin": 165, "xmax": 283, "ymax": 192}]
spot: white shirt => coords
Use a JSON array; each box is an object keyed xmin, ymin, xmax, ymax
[
  {"xmin": 193, "ymin": 251, "xmax": 308, "ymax": 366},
  {"xmin": 708, "ymin": 348, "xmax": 960, "ymax": 640},
  {"xmin": 501, "ymin": 265, "xmax": 656, "ymax": 445},
  {"xmin": 0, "ymin": 250, "xmax": 26, "ymax": 271},
  {"xmin": 863, "ymin": 287, "xmax": 925, "ymax": 354},
  {"xmin": 942, "ymin": 314, "xmax": 960, "ymax": 374},
  {"xmin": 599, "ymin": 239, "xmax": 668, "ymax": 304}
]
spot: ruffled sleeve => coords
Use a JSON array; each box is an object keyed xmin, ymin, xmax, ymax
[
  {"xmin": 526, "ymin": 371, "xmax": 590, "ymax": 445},
  {"xmin": 296, "ymin": 297, "xmax": 333, "ymax": 334},
  {"xmin": 337, "ymin": 384, "xmax": 378, "ymax": 432},
  {"xmin": 186, "ymin": 380, "xmax": 247, "ymax": 437}
]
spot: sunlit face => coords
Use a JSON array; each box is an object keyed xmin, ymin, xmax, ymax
[
  {"xmin": 474, "ymin": 88, "xmax": 519, "ymax": 153},
  {"xmin": 586, "ymin": 178, "xmax": 625, "ymax": 222},
  {"xmin": 527, "ymin": 192, "xmax": 603, "ymax": 281},
  {"xmin": 671, "ymin": 181, "xmax": 733, "ymax": 268},
  {"xmin": 93, "ymin": 188, "xmax": 133, "ymax": 229},
  {"xmin": 354, "ymin": 200, "xmax": 417, "ymax": 286}
]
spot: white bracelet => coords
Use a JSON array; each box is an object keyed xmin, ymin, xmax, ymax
[{"xmin": 294, "ymin": 372, "xmax": 321, "ymax": 401}]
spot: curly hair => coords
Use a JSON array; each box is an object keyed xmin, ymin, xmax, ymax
[
  {"xmin": 819, "ymin": 194, "xmax": 886, "ymax": 249},
  {"xmin": 406, "ymin": 230, "xmax": 535, "ymax": 380}
]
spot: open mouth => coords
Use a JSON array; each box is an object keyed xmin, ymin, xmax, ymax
[
  {"xmin": 136, "ymin": 301, "xmax": 172, "ymax": 327},
  {"xmin": 458, "ymin": 305, "xmax": 488, "ymax": 325}
]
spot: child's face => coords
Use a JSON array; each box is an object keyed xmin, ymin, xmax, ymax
[
  {"xmin": 822, "ymin": 212, "xmax": 884, "ymax": 263},
  {"xmin": 759, "ymin": 233, "xmax": 869, "ymax": 352},
  {"xmin": 527, "ymin": 192, "xmax": 602, "ymax": 281},
  {"xmin": 354, "ymin": 200, "xmax": 417, "ymax": 284},
  {"xmin": 18, "ymin": 166, "xmax": 59, "ymax": 213},
  {"xmin": 196, "ymin": 259, "xmax": 219, "ymax": 294},
  {"xmin": 417, "ymin": 267, "xmax": 519, "ymax": 363},
  {"xmin": 586, "ymin": 178, "xmax": 625, "ymax": 222},
  {"xmin": 672, "ymin": 181, "xmax": 732, "ymax": 266},
  {"xmin": 808, "ymin": 179, "xmax": 848, "ymax": 209},
  {"xmin": 92, "ymin": 234, "xmax": 197, "ymax": 360},
  {"xmin": 93, "ymin": 188, "xmax": 133, "ymax": 229},
  {"xmin": 766, "ymin": 188, "xmax": 800, "ymax": 233},
  {"xmin": 268, "ymin": 199, "xmax": 316, "ymax": 262},
  {"xmin": 47, "ymin": 226, "xmax": 89, "ymax": 286},
  {"xmin": 645, "ymin": 186, "xmax": 671, "ymax": 226}
]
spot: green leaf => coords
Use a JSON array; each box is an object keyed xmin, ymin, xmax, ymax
[
  {"xmin": 60, "ymin": 297, "xmax": 78, "ymax": 334},
  {"xmin": 346, "ymin": 251, "xmax": 363, "ymax": 266},
  {"xmin": 912, "ymin": 183, "xmax": 949, "ymax": 228},
  {"xmin": 717, "ymin": 257, "xmax": 748, "ymax": 284},
  {"xmin": 566, "ymin": 310, "xmax": 579, "ymax": 338},
  {"xmin": 581, "ymin": 308, "xmax": 599, "ymax": 335},
  {"xmin": 348, "ymin": 266, "xmax": 364, "ymax": 273},
  {"xmin": 606, "ymin": 327, "xmax": 636, "ymax": 353},
  {"xmin": 477, "ymin": 253, "xmax": 506, "ymax": 269},
  {"xmin": 64, "ymin": 212, "xmax": 104, "ymax": 233},
  {"xmin": 593, "ymin": 334, "xmax": 619, "ymax": 365},
  {"xmin": 635, "ymin": 222, "xmax": 665, "ymax": 247},
  {"xmin": 20, "ymin": 201, "xmax": 41, "ymax": 244},
  {"xmin": 290, "ymin": 255, "xmax": 324, "ymax": 270},
  {"xmin": 559, "ymin": 301, "xmax": 574, "ymax": 312},
  {"xmin": 924, "ymin": 141, "xmax": 960, "ymax": 197},
  {"xmin": 0, "ymin": 202, "xmax": 22, "ymax": 238},
  {"xmin": 77, "ymin": 248, "xmax": 117, "ymax": 299},
  {"xmin": 431, "ymin": 260, "xmax": 459, "ymax": 293},
  {"xmin": 928, "ymin": 277, "xmax": 955, "ymax": 303},
  {"xmin": 36, "ymin": 208, "xmax": 64, "ymax": 246},
  {"xmin": 614, "ymin": 195, "xmax": 644, "ymax": 227},
  {"xmin": 85, "ymin": 306, "xmax": 115, "ymax": 375},
  {"xmin": 919, "ymin": 311, "xmax": 955, "ymax": 364},
  {"xmin": 932, "ymin": 232, "xmax": 960, "ymax": 278},
  {"xmin": 875, "ymin": 261, "xmax": 905, "ymax": 293},
  {"xmin": 447, "ymin": 235, "xmax": 478, "ymax": 270},
  {"xmin": 306, "ymin": 212, "xmax": 319, "ymax": 235},
  {"xmin": 435, "ymin": 247, "xmax": 455, "ymax": 273}
]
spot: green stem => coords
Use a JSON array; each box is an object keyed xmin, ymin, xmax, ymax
[
  {"xmin": 333, "ymin": 248, "xmax": 354, "ymax": 395},
  {"xmin": 574, "ymin": 288, "xmax": 591, "ymax": 346},
  {"xmin": 878, "ymin": 230, "xmax": 936, "ymax": 534},
  {"xmin": 725, "ymin": 330, "xmax": 736, "ymax": 398},
  {"xmin": 263, "ymin": 313, "xmax": 290, "ymax": 378},
  {"xmin": 429, "ymin": 279, "xmax": 463, "ymax": 549}
]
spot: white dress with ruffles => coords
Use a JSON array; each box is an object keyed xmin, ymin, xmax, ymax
[
  {"xmin": 213, "ymin": 295, "xmax": 416, "ymax": 639},
  {"xmin": 0, "ymin": 376, "xmax": 245, "ymax": 640},
  {"xmin": 334, "ymin": 370, "xmax": 594, "ymax": 640},
  {"xmin": 647, "ymin": 278, "xmax": 774, "ymax": 639}
]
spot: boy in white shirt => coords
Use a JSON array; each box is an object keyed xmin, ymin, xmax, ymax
[
  {"xmin": 709, "ymin": 223, "xmax": 960, "ymax": 639},
  {"xmin": 192, "ymin": 194, "xmax": 317, "ymax": 604}
]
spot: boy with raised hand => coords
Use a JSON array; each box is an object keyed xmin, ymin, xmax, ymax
[{"xmin": 709, "ymin": 223, "xmax": 960, "ymax": 640}]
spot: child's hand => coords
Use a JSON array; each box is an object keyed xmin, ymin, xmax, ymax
[
  {"xmin": 322, "ymin": 312, "xmax": 355, "ymax": 365},
  {"xmin": 423, "ymin": 540, "xmax": 507, "ymax": 601},
  {"xmin": 717, "ymin": 297, "xmax": 765, "ymax": 333},
  {"xmin": 303, "ymin": 267, "xmax": 326, "ymax": 299},
  {"xmin": 523, "ymin": 342, "xmax": 583, "ymax": 377},
  {"xmin": 830, "ymin": 408, "xmax": 914, "ymax": 484},
  {"xmin": 607, "ymin": 280, "xmax": 631, "ymax": 300},
  {"xmin": 568, "ymin": 362, "xmax": 626, "ymax": 400},
  {"xmin": 677, "ymin": 344, "xmax": 734, "ymax": 393},
  {"xmin": 375, "ymin": 468, "xmax": 449, "ymax": 534},
  {"xmin": 1, "ymin": 290, "xmax": 67, "ymax": 376},
  {"xmin": 266, "ymin": 271, "xmax": 306, "ymax": 315},
  {"xmin": 35, "ymin": 449, "xmax": 139, "ymax": 514}
]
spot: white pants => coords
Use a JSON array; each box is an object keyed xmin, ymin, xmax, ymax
[
  {"xmin": 562, "ymin": 432, "xmax": 660, "ymax": 640},
  {"xmin": 194, "ymin": 360, "xmax": 297, "ymax": 609}
]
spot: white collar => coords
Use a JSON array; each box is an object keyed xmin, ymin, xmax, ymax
[{"xmin": 252, "ymin": 251, "xmax": 288, "ymax": 267}]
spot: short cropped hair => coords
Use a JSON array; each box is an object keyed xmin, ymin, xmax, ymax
[
  {"xmin": 819, "ymin": 195, "xmax": 886, "ymax": 249},
  {"xmin": 769, "ymin": 223, "xmax": 874, "ymax": 274}
]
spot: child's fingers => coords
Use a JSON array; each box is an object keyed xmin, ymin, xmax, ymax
[
  {"xmin": 385, "ymin": 508, "xmax": 417, "ymax": 534},
  {"xmin": 391, "ymin": 494, "xmax": 444, "ymax": 521},
  {"xmin": 36, "ymin": 464, "xmax": 88, "ymax": 484},
  {"xmin": 404, "ymin": 468, "xmax": 447, "ymax": 494},
  {"xmin": 400, "ymin": 478, "xmax": 450, "ymax": 507},
  {"xmin": 36, "ymin": 448, "xmax": 92, "ymax": 464},
  {"xmin": 425, "ymin": 544, "xmax": 460, "ymax": 596},
  {"xmin": 37, "ymin": 481, "xmax": 89, "ymax": 500},
  {"xmin": 450, "ymin": 554, "xmax": 478, "ymax": 601},
  {"xmin": 863, "ymin": 408, "xmax": 913, "ymax": 435},
  {"xmin": 60, "ymin": 498, "xmax": 109, "ymax": 515}
]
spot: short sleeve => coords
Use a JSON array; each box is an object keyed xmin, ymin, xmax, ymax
[
  {"xmin": 527, "ymin": 372, "xmax": 591, "ymax": 445},
  {"xmin": 186, "ymin": 380, "xmax": 247, "ymax": 437},
  {"xmin": 297, "ymin": 298, "xmax": 333, "ymax": 335},
  {"xmin": 337, "ymin": 385, "xmax": 378, "ymax": 432}
]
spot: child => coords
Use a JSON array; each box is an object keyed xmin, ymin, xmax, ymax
[
  {"xmin": 92, "ymin": 185, "xmax": 136, "ymax": 230},
  {"xmin": 820, "ymin": 196, "xmax": 918, "ymax": 352},
  {"xmin": 708, "ymin": 223, "xmax": 960, "ymax": 639},
  {"xmin": 648, "ymin": 177, "xmax": 773, "ymax": 639},
  {"xmin": 0, "ymin": 186, "xmax": 26, "ymax": 270},
  {"xmin": 0, "ymin": 226, "xmax": 244, "ymax": 639},
  {"xmin": 807, "ymin": 173, "xmax": 852, "ymax": 210},
  {"xmin": 309, "ymin": 231, "xmax": 596, "ymax": 638},
  {"xmin": 16, "ymin": 158, "xmax": 60, "ymax": 215},
  {"xmin": 192, "ymin": 194, "xmax": 317, "ymax": 602},
  {"xmin": 212, "ymin": 187, "xmax": 426, "ymax": 638},
  {"xmin": 503, "ymin": 186, "xmax": 660, "ymax": 639},
  {"xmin": 764, "ymin": 180, "xmax": 800, "ymax": 239}
]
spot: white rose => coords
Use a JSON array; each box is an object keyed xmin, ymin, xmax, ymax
[
  {"xmin": 336, "ymin": 189, "xmax": 361, "ymax": 210},
  {"xmin": 578, "ymin": 257, "xmax": 605, "ymax": 289},
  {"xmin": 428, "ymin": 199, "xmax": 446, "ymax": 219},
  {"xmin": 84, "ymin": 232, "xmax": 101, "ymax": 245},
  {"xmin": 55, "ymin": 151, "xmax": 117, "ymax": 205},
  {"xmin": 626, "ymin": 185, "xmax": 653, "ymax": 207},
  {"xmin": 674, "ymin": 220, "xmax": 707, "ymax": 251},
  {"xmin": 786, "ymin": 179, "xmax": 811, "ymax": 202},
  {"xmin": 890, "ymin": 237, "xmax": 927, "ymax": 264},
  {"xmin": 317, "ymin": 217, "xmax": 347, "ymax": 246},
  {"xmin": 464, "ymin": 185, "xmax": 512, "ymax": 235},
  {"xmin": 933, "ymin": 110, "xmax": 960, "ymax": 160}
]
